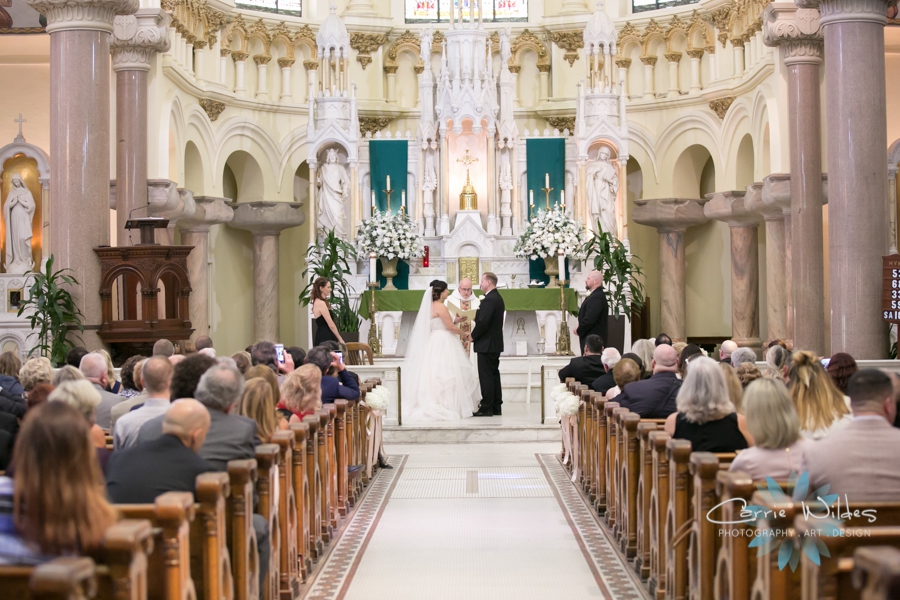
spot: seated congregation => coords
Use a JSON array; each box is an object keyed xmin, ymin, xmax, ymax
[
  {"xmin": 559, "ymin": 333, "xmax": 900, "ymax": 600},
  {"xmin": 0, "ymin": 335, "xmax": 386, "ymax": 599}
]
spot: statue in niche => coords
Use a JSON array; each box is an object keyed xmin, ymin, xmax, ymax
[
  {"xmin": 317, "ymin": 148, "xmax": 350, "ymax": 239},
  {"xmin": 420, "ymin": 27, "xmax": 432, "ymax": 64},
  {"xmin": 500, "ymin": 28, "xmax": 511, "ymax": 65},
  {"xmin": 422, "ymin": 144, "xmax": 437, "ymax": 230},
  {"xmin": 587, "ymin": 146, "xmax": 619, "ymax": 238},
  {"xmin": 4, "ymin": 174, "xmax": 35, "ymax": 274}
]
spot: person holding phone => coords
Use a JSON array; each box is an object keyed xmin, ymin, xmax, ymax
[
  {"xmin": 305, "ymin": 346, "xmax": 359, "ymax": 405},
  {"xmin": 311, "ymin": 277, "xmax": 344, "ymax": 347}
]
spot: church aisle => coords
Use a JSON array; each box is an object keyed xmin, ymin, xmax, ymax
[{"xmin": 302, "ymin": 443, "xmax": 648, "ymax": 600}]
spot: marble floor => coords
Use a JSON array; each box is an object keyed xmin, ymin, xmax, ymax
[{"xmin": 301, "ymin": 443, "xmax": 649, "ymax": 600}]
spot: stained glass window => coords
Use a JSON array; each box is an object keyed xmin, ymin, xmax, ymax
[
  {"xmin": 235, "ymin": 0, "xmax": 300, "ymax": 16},
  {"xmin": 632, "ymin": 0, "xmax": 697, "ymax": 13},
  {"xmin": 405, "ymin": 0, "xmax": 527, "ymax": 23}
]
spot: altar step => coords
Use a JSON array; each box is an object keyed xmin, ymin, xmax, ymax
[{"xmin": 383, "ymin": 404, "xmax": 561, "ymax": 444}]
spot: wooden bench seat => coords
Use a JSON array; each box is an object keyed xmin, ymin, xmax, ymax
[
  {"xmin": 226, "ymin": 460, "xmax": 259, "ymax": 600},
  {"xmin": 189, "ymin": 472, "xmax": 232, "ymax": 600},
  {"xmin": 254, "ymin": 444, "xmax": 282, "ymax": 600},
  {"xmin": 271, "ymin": 431, "xmax": 300, "ymax": 600},
  {"xmin": 0, "ymin": 556, "xmax": 99, "ymax": 600},
  {"xmin": 852, "ymin": 546, "xmax": 900, "ymax": 600}
]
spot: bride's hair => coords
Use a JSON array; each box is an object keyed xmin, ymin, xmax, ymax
[{"xmin": 430, "ymin": 280, "xmax": 448, "ymax": 301}]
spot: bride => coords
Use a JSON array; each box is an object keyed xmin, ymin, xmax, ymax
[{"xmin": 401, "ymin": 280, "xmax": 481, "ymax": 422}]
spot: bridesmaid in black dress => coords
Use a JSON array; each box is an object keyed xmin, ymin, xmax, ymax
[{"xmin": 311, "ymin": 276, "xmax": 344, "ymax": 347}]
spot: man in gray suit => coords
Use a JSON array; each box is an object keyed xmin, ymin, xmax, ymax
[
  {"xmin": 80, "ymin": 353, "xmax": 123, "ymax": 429},
  {"xmin": 804, "ymin": 369, "xmax": 900, "ymax": 502}
]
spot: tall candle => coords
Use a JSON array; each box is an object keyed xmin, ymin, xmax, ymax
[
  {"xmin": 559, "ymin": 249, "xmax": 566, "ymax": 283},
  {"xmin": 386, "ymin": 174, "xmax": 390, "ymax": 190},
  {"xmin": 401, "ymin": 190, "xmax": 406, "ymax": 208},
  {"xmin": 424, "ymin": 245, "xmax": 430, "ymax": 267},
  {"xmin": 545, "ymin": 172, "xmax": 549, "ymax": 188},
  {"xmin": 529, "ymin": 190, "xmax": 534, "ymax": 206},
  {"xmin": 371, "ymin": 190, "xmax": 376, "ymax": 215},
  {"xmin": 369, "ymin": 252, "xmax": 376, "ymax": 283},
  {"xmin": 561, "ymin": 190, "xmax": 565, "ymax": 208}
]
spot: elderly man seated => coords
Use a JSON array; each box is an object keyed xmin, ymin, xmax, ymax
[
  {"xmin": 615, "ymin": 344, "xmax": 682, "ymax": 418},
  {"xmin": 557, "ymin": 334, "xmax": 607, "ymax": 387}
]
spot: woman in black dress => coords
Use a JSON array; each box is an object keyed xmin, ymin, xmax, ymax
[{"xmin": 311, "ymin": 277, "xmax": 344, "ymax": 347}]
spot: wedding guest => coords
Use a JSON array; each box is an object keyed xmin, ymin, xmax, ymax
[
  {"xmin": 590, "ymin": 347, "xmax": 621, "ymax": 395},
  {"xmin": 170, "ymin": 354, "xmax": 216, "ymax": 400},
  {"xmin": 631, "ymin": 339, "xmax": 656, "ymax": 379},
  {"xmin": 286, "ymin": 347, "xmax": 306, "ymax": 367},
  {"xmin": 65, "ymin": 346, "xmax": 88, "ymax": 369},
  {"xmin": 19, "ymin": 357, "xmax": 52, "ymax": 395},
  {"xmin": 305, "ymin": 346, "xmax": 359, "ymax": 404},
  {"xmin": 605, "ymin": 358, "xmax": 642, "ymax": 400},
  {"xmin": 24, "ymin": 383, "xmax": 53, "ymax": 412},
  {"xmin": 558, "ymin": 334, "xmax": 606, "ymax": 386},
  {"xmin": 729, "ymin": 378, "xmax": 806, "ymax": 480},
  {"xmin": 0, "ymin": 402, "xmax": 117, "ymax": 564},
  {"xmin": 804, "ymin": 369, "xmax": 900, "ymax": 501},
  {"xmin": 730, "ymin": 347, "xmax": 757, "ymax": 369},
  {"xmin": 678, "ymin": 344, "xmax": 704, "ymax": 378},
  {"xmin": 655, "ymin": 333, "xmax": 673, "ymax": 347},
  {"xmin": 251, "ymin": 341, "xmax": 290, "ymax": 375},
  {"xmin": 672, "ymin": 341, "xmax": 688, "ymax": 360},
  {"xmin": 620, "ymin": 352, "xmax": 645, "ymax": 377},
  {"xmin": 47, "ymin": 380, "xmax": 110, "ymax": 473},
  {"xmin": 153, "ymin": 339, "xmax": 175, "ymax": 357},
  {"xmin": 736, "ymin": 362, "xmax": 762, "ymax": 389},
  {"xmin": 79, "ymin": 353, "xmax": 123, "ymax": 429},
  {"xmin": 0, "ymin": 351, "xmax": 24, "ymax": 397},
  {"xmin": 617, "ymin": 345, "xmax": 682, "ymax": 417},
  {"xmin": 92, "ymin": 349, "xmax": 120, "ymax": 394},
  {"xmin": 278, "ymin": 365, "xmax": 322, "ymax": 423},
  {"xmin": 118, "ymin": 355, "xmax": 144, "ymax": 399},
  {"xmin": 720, "ymin": 363, "xmax": 744, "ymax": 414},
  {"xmin": 114, "ymin": 357, "xmax": 173, "ymax": 450},
  {"xmin": 195, "ymin": 336, "xmax": 214, "ymax": 352},
  {"xmin": 664, "ymin": 356, "xmax": 752, "ymax": 452},
  {"xmin": 576, "ymin": 270, "xmax": 609, "ymax": 356},
  {"xmin": 232, "ymin": 351, "xmax": 252, "ymax": 375},
  {"xmin": 788, "ymin": 350, "xmax": 851, "ymax": 440},
  {"xmin": 246, "ymin": 365, "xmax": 281, "ymax": 407},
  {"xmin": 826, "ymin": 352, "xmax": 858, "ymax": 395},
  {"xmin": 110, "ymin": 358, "xmax": 148, "ymax": 430},
  {"xmin": 51, "ymin": 365, "xmax": 84, "ymax": 386},
  {"xmin": 763, "ymin": 344, "xmax": 789, "ymax": 379},
  {"xmin": 311, "ymin": 277, "xmax": 344, "ymax": 346},
  {"xmin": 719, "ymin": 340, "xmax": 738, "ymax": 364},
  {"xmin": 237, "ymin": 378, "xmax": 286, "ymax": 442}
]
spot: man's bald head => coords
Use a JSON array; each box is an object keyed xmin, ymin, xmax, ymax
[
  {"xmin": 79, "ymin": 353, "xmax": 108, "ymax": 383},
  {"xmin": 651, "ymin": 344, "xmax": 679, "ymax": 373},
  {"xmin": 458, "ymin": 278, "xmax": 473, "ymax": 299},
  {"xmin": 586, "ymin": 270, "xmax": 603, "ymax": 291},
  {"xmin": 720, "ymin": 340, "xmax": 738, "ymax": 360},
  {"xmin": 142, "ymin": 356, "xmax": 174, "ymax": 397},
  {"xmin": 162, "ymin": 399, "xmax": 211, "ymax": 452}
]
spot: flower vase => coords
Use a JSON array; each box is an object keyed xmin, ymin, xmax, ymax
[
  {"xmin": 380, "ymin": 257, "xmax": 399, "ymax": 291},
  {"xmin": 544, "ymin": 255, "xmax": 560, "ymax": 288}
]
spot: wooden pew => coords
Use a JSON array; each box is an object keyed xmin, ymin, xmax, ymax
[
  {"xmin": 687, "ymin": 452, "xmax": 724, "ymax": 600},
  {"xmin": 190, "ymin": 472, "xmax": 233, "ymax": 600},
  {"xmin": 301, "ymin": 416, "xmax": 323, "ymax": 561},
  {"xmin": 316, "ymin": 411, "xmax": 334, "ymax": 544},
  {"xmin": 94, "ymin": 519, "xmax": 154, "ymax": 600},
  {"xmin": 663, "ymin": 439, "xmax": 693, "ymax": 600},
  {"xmin": 271, "ymin": 431, "xmax": 300, "ymax": 600},
  {"xmin": 334, "ymin": 400, "xmax": 350, "ymax": 517},
  {"xmin": 117, "ymin": 492, "xmax": 196, "ymax": 600},
  {"xmin": 586, "ymin": 393, "xmax": 602, "ymax": 506},
  {"xmin": 603, "ymin": 402, "xmax": 621, "ymax": 528},
  {"xmin": 619, "ymin": 412, "xmax": 641, "ymax": 559},
  {"xmin": 648, "ymin": 431, "xmax": 672, "ymax": 599},
  {"xmin": 0, "ymin": 556, "xmax": 99, "ymax": 600},
  {"xmin": 611, "ymin": 406, "xmax": 630, "ymax": 539},
  {"xmin": 288, "ymin": 423, "xmax": 311, "ymax": 580},
  {"xmin": 578, "ymin": 390, "xmax": 593, "ymax": 499},
  {"xmin": 635, "ymin": 421, "xmax": 659, "ymax": 580},
  {"xmin": 852, "ymin": 546, "xmax": 900, "ymax": 600},
  {"xmin": 255, "ymin": 445, "xmax": 282, "ymax": 600},
  {"xmin": 712, "ymin": 470, "xmax": 757, "ymax": 600},
  {"xmin": 325, "ymin": 405, "xmax": 339, "ymax": 530},
  {"xmin": 593, "ymin": 395, "xmax": 609, "ymax": 514},
  {"xmin": 226, "ymin": 460, "xmax": 260, "ymax": 600}
]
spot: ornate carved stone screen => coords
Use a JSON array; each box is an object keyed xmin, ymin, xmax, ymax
[{"xmin": 94, "ymin": 245, "xmax": 194, "ymax": 360}]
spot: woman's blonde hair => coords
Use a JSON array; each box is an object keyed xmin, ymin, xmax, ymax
[
  {"xmin": 245, "ymin": 365, "xmax": 280, "ymax": 406},
  {"xmin": 52, "ymin": 365, "xmax": 85, "ymax": 387},
  {"xmin": 677, "ymin": 356, "xmax": 735, "ymax": 424},
  {"xmin": 12, "ymin": 402, "xmax": 117, "ymax": 555},
  {"xmin": 719, "ymin": 363, "xmax": 744, "ymax": 414},
  {"xmin": 631, "ymin": 339, "xmax": 655, "ymax": 377},
  {"xmin": 280, "ymin": 364, "xmax": 322, "ymax": 415},
  {"xmin": 788, "ymin": 350, "xmax": 849, "ymax": 432},
  {"xmin": 742, "ymin": 378, "xmax": 800, "ymax": 449},
  {"xmin": 237, "ymin": 378, "xmax": 278, "ymax": 443},
  {"xmin": 92, "ymin": 349, "xmax": 117, "ymax": 384},
  {"xmin": 19, "ymin": 357, "xmax": 53, "ymax": 392},
  {"xmin": 48, "ymin": 380, "xmax": 101, "ymax": 422}
]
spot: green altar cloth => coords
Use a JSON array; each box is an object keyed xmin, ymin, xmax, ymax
[{"xmin": 358, "ymin": 288, "xmax": 579, "ymax": 319}]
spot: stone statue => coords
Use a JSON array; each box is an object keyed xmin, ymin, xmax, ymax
[
  {"xmin": 499, "ymin": 150, "xmax": 513, "ymax": 232},
  {"xmin": 587, "ymin": 147, "xmax": 619, "ymax": 238},
  {"xmin": 317, "ymin": 148, "xmax": 350, "ymax": 238},
  {"xmin": 420, "ymin": 27, "xmax": 432, "ymax": 64},
  {"xmin": 4, "ymin": 174, "xmax": 35, "ymax": 274},
  {"xmin": 422, "ymin": 145, "xmax": 437, "ymax": 235},
  {"xmin": 500, "ymin": 28, "xmax": 512, "ymax": 65}
]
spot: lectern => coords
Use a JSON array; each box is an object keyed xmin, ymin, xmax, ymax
[{"xmin": 124, "ymin": 217, "xmax": 169, "ymax": 245}]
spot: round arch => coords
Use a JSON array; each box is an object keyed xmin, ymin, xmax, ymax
[{"xmin": 223, "ymin": 151, "xmax": 265, "ymax": 202}]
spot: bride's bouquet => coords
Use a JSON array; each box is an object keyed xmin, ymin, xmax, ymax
[
  {"xmin": 356, "ymin": 210, "xmax": 423, "ymax": 260},
  {"xmin": 514, "ymin": 204, "xmax": 587, "ymax": 261},
  {"xmin": 365, "ymin": 385, "xmax": 390, "ymax": 414}
]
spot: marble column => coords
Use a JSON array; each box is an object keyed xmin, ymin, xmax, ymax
[
  {"xmin": 538, "ymin": 64, "xmax": 550, "ymax": 102},
  {"xmin": 640, "ymin": 56, "xmax": 656, "ymax": 100},
  {"xmin": 178, "ymin": 197, "xmax": 233, "ymax": 342},
  {"xmin": 797, "ymin": 0, "xmax": 893, "ymax": 358},
  {"xmin": 731, "ymin": 39, "xmax": 745, "ymax": 78},
  {"xmin": 229, "ymin": 202, "xmax": 305, "ymax": 343},
  {"xmin": 304, "ymin": 60, "xmax": 318, "ymax": 103},
  {"xmin": 687, "ymin": 49, "xmax": 703, "ymax": 93},
  {"xmin": 278, "ymin": 58, "xmax": 294, "ymax": 101},
  {"xmin": 219, "ymin": 48, "xmax": 230, "ymax": 85},
  {"xmin": 254, "ymin": 55, "xmax": 270, "ymax": 100},
  {"xmin": 632, "ymin": 198, "xmax": 708, "ymax": 342},
  {"xmin": 384, "ymin": 66, "xmax": 398, "ymax": 103},
  {"xmin": 192, "ymin": 40, "xmax": 207, "ymax": 81},
  {"xmin": 616, "ymin": 58, "xmax": 630, "ymax": 96},
  {"xmin": 705, "ymin": 191, "xmax": 763, "ymax": 356},
  {"xmin": 233, "ymin": 51, "xmax": 248, "ymax": 94},
  {"xmin": 111, "ymin": 9, "xmax": 170, "ymax": 245},
  {"xmin": 665, "ymin": 53, "xmax": 681, "ymax": 98},
  {"xmin": 746, "ymin": 182, "xmax": 788, "ymax": 345},
  {"xmin": 25, "ymin": 0, "xmax": 138, "ymax": 348},
  {"xmin": 764, "ymin": 3, "xmax": 827, "ymax": 354}
]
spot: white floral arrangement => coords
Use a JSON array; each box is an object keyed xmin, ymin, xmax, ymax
[
  {"xmin": 365, "ymin": 385, "xmax": 390, "ymax": 413},
  {"xmin": 356, "ymin": 210, "xmax": 423, "ymax": 261},
  {"xmin": 555, "ymin": 391, "xmax": 581, "ymax": 418},
  {"xmin": 514, "ymin": 204, "xmax": 587, "ymax": 261},
  {"xmin": 550, "ymin": 383, "xmax": 568, "ymax": 403}
]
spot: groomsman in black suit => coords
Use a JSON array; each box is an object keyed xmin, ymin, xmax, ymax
[
  {"xmin": 471, "ymin": 272, "xmax": 505, "ymax": 416},
  {"xmin": 577, "ymin": 270, "xmax": 609, "ymax": 355}
]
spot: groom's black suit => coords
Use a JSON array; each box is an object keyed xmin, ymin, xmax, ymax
[{"xmin": 472, "ymin": 289, "xmax": 505, "ymax": 415}]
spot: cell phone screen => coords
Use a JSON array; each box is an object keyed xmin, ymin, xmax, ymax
[
  {"xmin": 335, "ymin": 351, "xmax": 343, "ymax": 364},
  {"xmin": 275, "ymin": 344, "xmax": 285, "ymax": 363}
]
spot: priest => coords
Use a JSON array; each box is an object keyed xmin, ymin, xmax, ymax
[{"xmin": 445, "ymin": 278, "xmax": 480, "ymax": 368}]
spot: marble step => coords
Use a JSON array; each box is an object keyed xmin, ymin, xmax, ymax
[{"xmin": 383, "ymin": 423, "xmax": 562, "ymax": 444}]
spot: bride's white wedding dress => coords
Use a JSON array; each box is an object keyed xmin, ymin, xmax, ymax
[{"xmin": 401, "ymin": 289, "xmax": 481, "ymax": 423}]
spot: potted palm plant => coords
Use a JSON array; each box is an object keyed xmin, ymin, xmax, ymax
[
  {"xmin": 299, "ymin": 229, "xmax": 362, "ymax": 342},
  {"xmin": 581, "ymin": 221, "xmax": 645, "ymax": 317},
  {"xmin": 17, "ymin": 255, "xmax": 85, "ymax": 366}
]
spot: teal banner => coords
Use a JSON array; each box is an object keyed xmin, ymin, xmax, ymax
[
  {"xmin": 526, "ymin": 138, "xmax": 566, "ymax": 283},
  {"xmin": 370, "ymin": 140, "xmax": 408, "ymax": 215},
  {"xmin": 375, "ymin": 259, "xmax": 410, "ymax": 291}
]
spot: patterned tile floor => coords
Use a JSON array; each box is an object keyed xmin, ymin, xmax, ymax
[{"xmin": 299, "ymin": 444, "xmax": 649, "ymax": 600}]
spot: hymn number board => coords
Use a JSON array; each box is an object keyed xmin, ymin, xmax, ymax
[{"xmin": 883, "ymin": 255, "xmax": 900, "ymax": 323}]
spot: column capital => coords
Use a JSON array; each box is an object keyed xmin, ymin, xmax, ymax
[
  {"xmin": 632, "ymin": 198, "xmax": 708, "ymax": 233},
  {"xmin": 147, "ymin": 179, "xmax": 196, "ymax": 225},
  {"xmin": 745, "ymin": 182, "xmax": 784, "ymax": 222},
  {"xmin": 178, "ymin": 196, "xmax": 234, "ymax": 233},
  {"xmin": 25, "ymin": 0, "xmax": 137, "ymax": 34},
  {"xmin": 111, "ymin": 9, "xmax": 170, "ymax": 71},
  {"xmin": 704, "ymin": 191, "xmax": 762, "ymax": 228},
  {"xmin": 763, "ymin": 2, "xmax": 824, "ymax": 65},
  {"xmin": 229, "ymin": 202, "xmax": 306, "ymax": 235},
  {"xmin": 231, "ymin": 51, "xmax": 249, "ymax": 63},
  {"xmin": 761, "ymin": 172, "xmax": 829, "ymax": 214},
  {"xmin": 796, "ymin": 0, "xmax": 897, "ymax": 26}
]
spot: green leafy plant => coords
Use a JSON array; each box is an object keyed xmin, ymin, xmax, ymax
[
  {"xmin": 299, "ymin": 228, "xmax": 361, "ymax": 333},
  {"xmin": 581, "ymin": 221, "xmax": 646, "ymax": 318},
  {"xmin": 17, "ymin": 255, "xmax": 84, "ymax": 366}
]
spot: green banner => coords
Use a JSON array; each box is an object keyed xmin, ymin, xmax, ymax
[
  {"xmin": 526, "ymin": 138, "xmax": 566, "ymax": 283},
  {"xmin": 369, "ymin": 140, "xmax": 408, "ymax": 215},
  {"xmin": 359, "ymin": 288, "xmax": 579, "ymax": 319}
]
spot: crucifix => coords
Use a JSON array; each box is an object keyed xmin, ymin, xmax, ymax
[
  {"xmin": 457, "ymin": 149, "xmax": 479, "ymax": 210},
  {"xmin": 14, "ymin": 114, "xmax": 26, "ymax": 141}
]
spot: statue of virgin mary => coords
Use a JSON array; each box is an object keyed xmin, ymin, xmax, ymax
[{"xmin": 4, "ymin": 174, "xmax": 35, "ymax": 274}]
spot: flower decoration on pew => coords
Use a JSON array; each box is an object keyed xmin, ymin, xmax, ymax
[
  {"xmin": 356, "ymin": 210, "xmax": 423, "ymax": 261},
  {"xmin": 514, "ymin": 204, "xmax": 588, "ymax": 261},
  {"xmin": 365, "ymin": 385, "xmax": 390, "ymax": 414},
  {"xmin": 554, "ymin": 391, "xmax": 580, "ymax": 418}
]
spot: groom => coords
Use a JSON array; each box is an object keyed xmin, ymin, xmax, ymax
[{"xmin": 472, "ymin": 272, "xmax": 505, "ymax": 417}]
